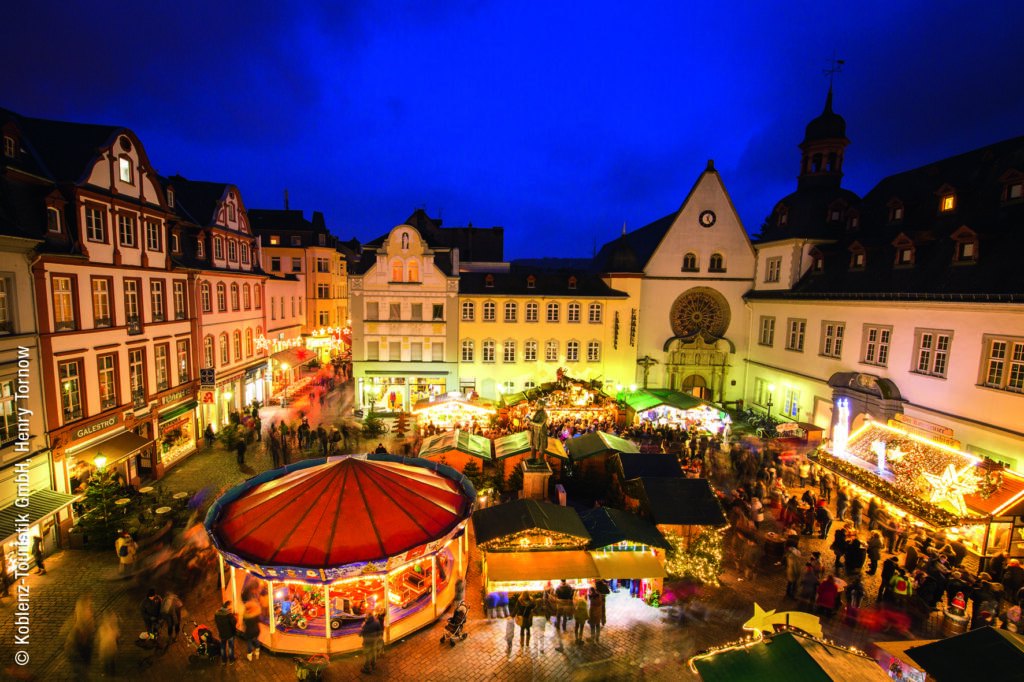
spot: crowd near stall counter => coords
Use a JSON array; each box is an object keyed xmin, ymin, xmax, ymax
[
  {"xmin": 623, "ymin": 389, "xmax": 731, "ymax": 435},
  {"xmin": 413, "ymin": 395, "xmax": 497, "ymax": 429},
  {"xmin": 204, "ymin": 454, "xmax": 475, "ymax": 654}
]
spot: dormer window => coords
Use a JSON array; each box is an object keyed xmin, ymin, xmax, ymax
[
  {"xmin": 269, "ymin": 235, "xmax": 280, "ymax": 245},
  {"xmin": 47, "ymin": 207, "xmax": 61, "ymax": 233},
  {"xmin": 118, "ymin": 156, "xmax": 133, "ymax": 184},
  {"xmin": 568, "ymin": 277, "xmax": 577, "ymax": 290},
  {"xmin": 887, "ymin": 198, "xmax": 904, "ymax": 223},
  {"xmin": 1009, "ymin": 182, "xmax": 1024, "ymax": 201},
  {"xmin": 166, "ymin": 188, "xmax": 174, "ymax": 208},
  {"xmin": 892, "ymin": 234, "xmax": 915, "ymax": 266},
  {"xmin": 778, "ymin": 208, "xmax": 789, "ymax": 226},
  {"xmin": 4, "ymin": 136, "xmax": 15, "ymax": 158},
  {"xmin": 846, "ymin": 211, "xmax": 860, "ymax": 231},
  {"xmin": 957, "ymin": 242, "xmax": 976, "ymax": 260},
  {"xmin": 951, "ymin": 225, "xmax": 979, "ymax": 263},
  {"xmin": 291, "ymin": 235, "xmax": 301, "ymax": 246},
  {"xmin": 830, "ymin": 209, "xmax": 841, "ymax": 221},
  {"xmin": 849, "ymin": 242, "xmax": 866, "ymax": 269},
  {"xmin": 1000, "ymin": 169, "xmax": 1024, "ymax": 202},
  {"xmin": 170, "ymin": 232, "xmax": 180, "ymax": 253},
  {"xmin": 485, "ymin": 274, "xmax": 494, "ymax": 288},
  {"xmin": 196, "ymin": 238, "xmax": 205, "ymax": 258},
  {"xmin": 227, "ymin": 204, "xmax": 235, "ymax": 222},
  {"xmin": 814, "ymin": 256, "xmax": 824, "ymax": 272},
  {"xmin": 527, "ymin": 276, "xmax": 535, "ymax": 289},
  {"xmin": 853, "ymin": 253, "xmax": 865, "ymax": 267},
  {"xmin": 941, "ymin": 195, "xmax": 955, "ymax": 212}
]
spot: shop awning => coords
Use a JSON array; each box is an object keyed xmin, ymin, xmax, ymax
[
  {"xmin": 0, "ymin": 489, "xmax": 79, "ymax": 544},
  {"xmin": 271, "ymin": 347, "xmax": 316, "ymax": 368},
  {"xmin": 591, "ymin": 551, "xmax": 666, "ymax": 579},
  {"xmin": 565, "ymin": 431, "xmax": 639, "ymax": 461},
  {"xmin": 486, "ymin": 551, "xmax": 599, "ymax": 583},
  {"xmin": 159, "ymin": 400, "xmax": 197, "ymax": 421},
  {"xmin": 418, "ymin": 429, "xmax": 493, "ymax": 462},
  {"xmin": 624, "ymin": 388, "xmax": 715, "ymax": 413},
  {"xmin": 493, "ymin": 431, "xmax": 569, "ymax": 460},
  {"xmin": 70, "ymin": 431, "xmax": 151, "ymax": 467}
]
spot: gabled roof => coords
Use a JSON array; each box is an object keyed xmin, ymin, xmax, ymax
[
  {"xmin": 906, "ymin": 627, "xmax": 1024, "ymax": 682},
  {"xmin": 1, "ymin": 107, "xmax": 121, "ymax": 184},
  {"xmin": 579, "ymin": 507, "xmax": 670, "ymax": 550},
  {"xmin": 472, "ymin": 499, "xmax": 590, "ymax": 547},
  {"xmin": 637, "ymin": 478, "xmax": 727, "ymax": 527},
  {"xmin": 165, "ymin": 175, "xmax": 231, "ymax": 228}
]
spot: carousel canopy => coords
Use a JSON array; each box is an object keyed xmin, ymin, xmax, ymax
[
  {"xmin": 492, "ymin": 431, "xmax": 569, "ymax": 460},
  {"xmin": 418, "ymin": 429, "xmax": 493, "ymax": 461},
  {"xmin": 906, "ymin": 627, "xmax": 1024, "ymax": 682},
  {"xmin": 472, "ymin": 499, "xmax": 590, "ymax": 546},
  {"xmin": 637, "ymin": 477, "xmax": 727, "ymax": 527},
  {"xmin": 579, "ymin": 507, "xmax": 671, "ymax": 551},
  {"xmin": 625, "ymin": 388, "xmax": 712, "ymax": 413},
  {"xmin": 565, "ymin": 431, "xmax": 639, "ymax": 461},
  {"xmin": 206, "ymin": 455, "xmax": 474, "ymax": 569}
]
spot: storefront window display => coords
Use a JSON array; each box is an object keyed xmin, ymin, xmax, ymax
[{"xmin": 159, "ymin": 415, "xmax": 196, "ymax": 466}]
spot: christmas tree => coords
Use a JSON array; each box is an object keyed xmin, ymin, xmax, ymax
[
  {"xmin": 663, "ymin": 528, "xmax": 724, "ymax": 587},
  {"xmin": 506, "ymin": 463, "xmax": 524, "ymax": 494},
  {"xmin": 76, "ymin": 471, "xmax": 123, "ymax": 548},
  {"xmin": 462, "ymin": 459, "xmax": 485, "ymax": 492}
]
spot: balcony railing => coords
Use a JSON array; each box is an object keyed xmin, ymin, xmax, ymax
[
  {"xmin": 63, "ymin": 407, "xmax": 83, "ymax": 422},
  {"xmin": 127, "ymin": 316, "xmax": 142, "ymax": 335},
  {"xmin": 132, "ymin": 389, "xmax": 147, "ymax": 409}
]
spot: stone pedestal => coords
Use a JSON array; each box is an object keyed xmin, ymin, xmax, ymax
[{"xmin": 521, "ymin": 459, "xmax": 552, "ymax": 501}]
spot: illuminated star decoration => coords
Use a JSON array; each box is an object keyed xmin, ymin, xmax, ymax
[
  {"xmin": 743, "ymin": 603, "xmax": 822, "ymax": 639},
  {"xmin": 255, "ymin": 335, "xmax": 269, "ymax": 352},
  {"xmin": 922, "ymin": 464, "xmax": 976, "ymax": 516}
]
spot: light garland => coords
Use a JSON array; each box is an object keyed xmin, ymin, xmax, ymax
[
  {"xmin": 482, "ymin": 529, "xmax": 589, "ymax": 552},
  {"xmin": 687, "ymin": 626, "xmax": 870, "ymax": 675},
  {"xmin": 922, "ymin": 464, "xmax": 976, "ymax": 517},
  {"xmin": 662, "ymin": 528, "xmax": 724, "ymax": 587}
]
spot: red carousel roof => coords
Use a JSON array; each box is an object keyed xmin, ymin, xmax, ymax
[{"xmin": 212, "ymin": 457, "xmax": 471, "ymax": 568}]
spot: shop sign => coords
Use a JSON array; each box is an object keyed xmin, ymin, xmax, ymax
[
  {"xmin": 161, "ymin": 388, "xmax": 192, "ymax": 405},
  {"xmin": 73, "ymin": 414, "xmax": 119, "ymax": 441},
  {"xmin": 893, "ymin": 413, "xmax": 954, "ymax": 439},
  {"xmin": 776, "ymin": 423, "xmax": 800, "ymax": 433},
  {"xmin": 200, "ymin": 368, "xmax": 216, "ymax": 387},
  {"xmin": 199, "ymin": 390, "xmax": 216, "ymax": 404}
]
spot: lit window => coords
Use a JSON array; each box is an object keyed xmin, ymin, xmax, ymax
[
  {"xmin": 587, "ymin": 341, "xmax": 600, "ymax": 362},
  {"xmin": 482, "ymin": 340, "xmax": 495, "ymax": 363},
  {"xmin": 1008, "ymin": 183, "xmax": 1023, "ymax": 200},
  {"xmin": 568, "ymin": 302, "xmax": 580, "ymax": 323},
  {"xmin": 503, "ymin": 341, "xmax": 516, "ymax": 363},
  {"xmin": 483, "ymin": 302, "xmax": 495, "ymax": 321},
  {"xmin": 862, "ymin": 325, "xmax": 891, "ymax": 367},
  {"xmin": 524, "ymin": 340, "xmax": 537, "ymax": 362},
  {"xmin": 914, "ymin": 329, "xmax": 951, "ymax": 378},
  {"xmin": 504, "ymin": 302, "xmax": 517, "ymax": 323},
  {"xmin": 461, "ymin": 340, "xmax": 474, "ymax": 362},
  {"xmin": 98, "ymin": 355, "xmax": 117, "ymax": 409},
  {"xmin": 408, "ymin": 261, "xmax": 419, "ymax": 282},
  {"xmin": 898, "ymin": 248, "xmax": 913, "ymax": 264},
  {"xmin": 52, "ymin": 276, "xmax": 75, "ymax": 331},
  {"xmin": 525, "ymin": 302, "xmax": 538, "ymax": 322},
  {"xmin": 119, "ymin": 156, "xmax": 133, "ymax": 184},
  {"xmin": 150, "ymin": 280, "xmax": 164, "ymax": 321},
  {"xmin": 200, "ymin": 283, "xmax": 211, "ymax": 312},
  {"xmin": 461, "ymin": 302, "xmax": 475, "ymax": 321},
  {"xmin": 957, "ymin": 241, "xmax": 976, "ymax": 260},
  {"xmin": 392, "ymin": 260, "xmax": 403, "ymax": 281},
  {"xmin": 204, "ymin": 336, "xmax": 214, "ymax": 368},
  {"xmin": 983, "ymin": 337, "xmax": 1024, "ymax": 393},
  {"xmin": 545, "ymin": 340, "xmax": 558, "ymax": 362},
  {"xmin": 588, "ymin": 303, "xmax": 602, "ymax": 323},
  {"xmin": 566, "ymin": 340, "xmax": 579, "ymax": 362},
  {"xmin": 220, "ymin": 333, "xmax": 229, "ymax": 365},
  {"xmin": 217, "ymin": 283, "xmax": 226, "ymax": 311},
  {"xmin": 941, "ymin": 195, "xmax": 955, "ymax": 212},
  {"xmin": 820, "ymin": 322, "xmax": 844, "ymax": 359},
  {"xmin": 269, "ymin": 235, "xmax": 280, "ymax": 245}
]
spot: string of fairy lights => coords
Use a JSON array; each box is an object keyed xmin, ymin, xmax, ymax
[
  {"xmin": 662, "ymin": 528, "xmax": 725, "ymax": 587},
  {"xmin": 686, "ymin": 626, "xmax": 873, "ymax": 674}
]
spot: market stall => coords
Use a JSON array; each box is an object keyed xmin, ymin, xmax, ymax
[
  {"xmin": 204, "ymin": 454, "xmax": 475, "ymax": 654},
  {"xmin": 503, "ymin": 380, "xmax": 618, "ymax": 434},
  {"xmin": 623, "ymin": 389, "xmax": 729, "ymax": 436},
  {"xmin": 565, "ymin": 430, "xmax": 640, "ymax": 476},
  {"xmin": 492, "ymin": 431, "xmax": 569, "ymax": 479},
  {"xmin": 815, "ymin": 419, "xmax": 1024, "ymax": 571},
  {"xmin": 412, "ymin": 395, "xmax": 496, "ymax": 431},
  {"xmin": 417, "ymin": 429, "xmax": 493, "ymax": 473},
  {"xmin": 579, "ymin": 507, "xmax": 669, "ymax": 591}
]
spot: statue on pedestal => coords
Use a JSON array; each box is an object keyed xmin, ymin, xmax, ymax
[{"xmin": 527, "ymin": 401, "xmax": 548, "ymax": 463}]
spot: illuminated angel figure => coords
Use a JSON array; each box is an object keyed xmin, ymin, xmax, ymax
[{"xmin": 922, "ymin": 464, "xmax": 977, "ymax": 517}]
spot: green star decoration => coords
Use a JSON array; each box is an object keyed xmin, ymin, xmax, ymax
[{"xmin": 921, "ymin": 464, "xmax": 975, "ymax": 517}]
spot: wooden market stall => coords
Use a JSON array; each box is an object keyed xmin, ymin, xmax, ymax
[
  {"xmin": 565, "ymin": 430, "xmax": 640, "ymax": 476},
  {"xmin": 417, "ymin": 429, "xmax": 493, "ymax": 473},
  {"xmin": 579, "ymin": 506, "xmax": 669, "ymax": 591},
  {"xmin": 607, "ymin": 452, "xmax": 684, "ymax": 514},
  {"xmin": 623, "ymin": 389, "xmax": 729, "ymax": 436},
  {"xmin": 492, "ymin": 430, "xmax": 569, "ymax": 479},
  {"xmin": 412, "ymin": 395, "xmax": 496, "ymax": 431},
  {"xmin": 203, "ymin": 455, "xmax": 475, "ymax": 655},
  {"xmin": 905, "ymin": 626, "xmax": 1024, "ymax": 682}
]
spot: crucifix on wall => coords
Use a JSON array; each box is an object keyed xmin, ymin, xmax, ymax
[{"xmin": 637, "ymin": 355, "xmax": 659, "ymax": 389}]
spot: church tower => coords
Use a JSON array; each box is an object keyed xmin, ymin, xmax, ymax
[{"xmin": 797, "ymin": 87, "xmax": 850, "ymax": 190}]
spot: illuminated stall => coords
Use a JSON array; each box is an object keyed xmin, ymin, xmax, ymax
[
  {"xmin": 622, "ymin": 389, "xmax": 729, "ymax": 436},
  {"xmin": 504, "ymin": 381, "xmax": 619, "ymax": 432},
  {"xmin": 204, "ymin": 454, "xmax": 475, "ymax": 654},
  {"xmin": 492, "ymin": 431, "xmax": 569, "ymax": 479},
  {"xmin": 412, "ymin": 395, "xmax": 496, "ymax": 430},
  {"xmin": 565, "ymin": 430, "xmax": 640, "ymax": 476},
  {"xmin": 579, "ymin": 507, "xmax": 669, "ymax": 592},
  {"xmin": 417, "ymin": 429, "xmax": 493, "ymax": 473},
  {"xmin": 814, "ymin": 419, "xmax": 1024, "ymax": 570}
]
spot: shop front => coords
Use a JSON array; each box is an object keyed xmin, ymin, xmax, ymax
[
  {"xmin": 156, "ymin": 401, "xmax": 197, "ymax": 476},
  {"xmin": 412, "ymin": 395, "xmax": 497, "ymax": 430},
  {"xmin": 355, "ymin": 367, "xmax": 457, "ymax": 413},
  {"xmin": 243, "ymin": 365, "xmax": 266, "ymax": 408},
  {"xmin": 269, "ymin": 348, "xmax": 316, "ymax": 407}
]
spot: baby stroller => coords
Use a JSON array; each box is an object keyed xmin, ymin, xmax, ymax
[
  {"xmin": 185, "ymin": 622, "xmax": 220, "ymax": 665},
  {"xmin": 294, "ymin": 654, "xmax": 329, "ymax": 680},
  {"xmin": 440, "ymin": 601, "xmax": 469, "ymax": 647}
]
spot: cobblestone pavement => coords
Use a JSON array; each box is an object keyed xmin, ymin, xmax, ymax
[{"xmin": 1, "ymin": 383, "xmax": 945, "ymax": 680}]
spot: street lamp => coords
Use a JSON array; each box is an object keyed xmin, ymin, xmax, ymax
[
  {"xmin": 766, "ymin": 384, "xmax": 776, "ymax": 419},
  {"xmin": 93, "ymin": 454, "xmax": 110, "ymax": 528},
  {"xmin": 281, "ymin": 363, "xmax": 290, "ymax": 407}
]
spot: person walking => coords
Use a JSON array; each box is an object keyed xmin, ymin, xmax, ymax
[
  {"xmin": 115, "ymin": 530, "xmax": 137, "ymax": 577},
  {"xmin": 242, "ymin": 599, "xmax": 261, "ymax": 661},
  {"xmin": 97, "ymin": 611, "xmax": 120, "ymax": 677},
  {"xmin": 588, "ymin": 587, "xmax": 605, "ymax": 643},
  {"xmin": 163, "ymin": 592, "xmax": 184, "ymax": 641},
  {"xmin": 785, "ymin": 546, "xmax": 804, "ymax": 598},
  {"xmin": 214, "ymin": 600, "xmax": 237, "ymax": 665},
  {"xmin": 204, "ymin": 423, "xmax": 215, "ymax": 448},
  {"xmin": 236, "ymin": 437, "xmax": 247, "ymax": 467},
  {"xmin": 254, "ymin": 415, "xmax": 262, "ymax": 442},
  {"xmin": 140, "ymin": 588, "xmax": 163, "ymax": 637},
  {"xmin": 504, "ymin": 612, "xmax": 516, "ymax": 659},
  {"xmin": 269, "ymin": 433, "xmax": 282, "ymax": 469},
  {"xmin": 65, "ymin": 592, "xmax": 95, "ymax": 669},
  {"xmin": 517, "ymin": 593, "xmax": 535, "ymax": 649},
  {"xmin": 30, "ymin": 535, "xmax": 45, "ymax": 575},
  {"xmin": 359, "ymin": 610, "xmax": 383, "ymax": 673},
  {"xmin": 573, "ymin": 594, "xmax": 589, "ymax": 644},
  {"xmin": 866, "ymin": 531, "xmax": 883, "ymax": 575},
  {"xmin": 554, "ymin": 579, "xmax": 574, "ymax": 631}
]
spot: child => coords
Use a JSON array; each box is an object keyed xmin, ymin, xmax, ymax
[{"xmin": 505, "ymin": 613, "xmax": 516, "ymax": 659}]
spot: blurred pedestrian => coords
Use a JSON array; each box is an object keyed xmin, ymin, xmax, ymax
[
  {"xmin": 65, "ymin": 592, "xmax": 95, "ymax": 666},
  {"xmin": 235, "ymin": 438, "xmax": 247, "ymax": 466},
  {"xmin": 214, "ymin": 600, "xmax": 237, "ymax": 664},
  {"xmin": 97, "ymin": 612, "xmax": 120, "ymax": 676},
  {"xmin": 163, "ymin": 591, "xmax": 184, "ymax": 641},
  {"xmin": 504, "ymin": 612, "xmax": 516, "ymax": 658},
  {"xmin": 30, "ymin": 535, "xmax": 45, "ymax": 575},
  {"xmin": 140, "ymin": 588, "xmax": 163, "ymax": 637},
  {"xmin": 242, "ymin": 599, "xmax": 261, "ymax": 661},
  {"xmin": 573, "ymin": 594, "xmax": 589, "ymax": 644},
  {"xmin": 115, "ymin": 530, "xmax": 137, "ymax": 576},
  {"xmin": 587, "ymin": 587, "xmax": 605, "ymax": 643},
  {"xmin": 360, "ymin": 611, "xmax": 382, "ymax": 673}
]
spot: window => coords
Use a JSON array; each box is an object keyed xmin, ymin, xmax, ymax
[
  {"xmin": 46, "ymin": 207, "xmax": 61, "ymax": 233},
  {"xmin": 410, "ymin": 342, "xmax": 423, "ymax": 361},
  {"xmin": 786, "ymin": 318, "xmax": 806, "ymax": 352},
  {"xmin": 941, "ymin": 195, "xmax": 956, "ymax": 212},
  {"xmin": 227, "ymin": 204, "xmax": 235, "ymax": 222},
  {"xmin": 129, "ymin": 349, "xmax": 145, "ymax": 407},
  {"xmin": 407, "ymin": 261, "xmax": 419, "ymax": 282},
  {"xmin": 568, "ymin": 277, "xmax": 577, "ymax": 290},
  {"xmin": 527, "ymin": 276, "xmax": 536, "ymax": 289},
  {"xmin": 245, "ymin": 329, "xmax": 253, "ymax": 357},
  {"xmin": 0, "ymin": 278, "xmax": 9, "ymax": 334},
  {"xmin": 196, "ymin": 238, "xmax": 205, "ymax": 258},
  {"xmin": 214, "ymin": 237, "xmax": 223, "ymax": 259},
  {"xmin": 291, "ymin": 235, "xmax": 301, "ymax": 246},
  {"xmin": 230, "ymin": 284, "xmax": 239, "ymax": 310},
  {"xmin": 545, "ymin": 340, "xmax": 558, "ymax": 362},
  {"xmin": 233, "ymin": 331, "xmax": 242, "ymax": 361},
  {"xmin": 118, "ymin": 215, "xmax": 136, "ymax": 247},
  {"xmin": 758, "ymin": 316, "xmax": 775, "ymax": 347},
  {"xmin": 753, "ymin": 378, "xmax": 770, "ymax": 407},
  {"xmin": 432, "ymin": 304, "xmax": 444, "ymax": 321},
  {"xmin": 241, "ymin": 246, "xmax": 249, "ymax": 264},
  {"xmin": 765, "ymin": 257, "xmax": 782, "ymax": 283},
  {"xmin": 155, "ymin": 345, "xmax": 169, "ymax": 391},
  {"xmin": 482, "ymin": 340, "xmax": 495, "ymax": 363},
  {"xmin": 587, "ymin": 341, "xmax": 600, "ymax": 362},
  {"xmin": 317, "ymin": 257, "xmax": 329, "ymax": 273},
  {"xmin": 483, "ymin": 301, "xmax": 496, "ymax": 321},
  {"xmin": 682, "ymin": 252, "xmax": 698, "ymax": 271},
  {"xmin": 366, "ymin": 302, "xmax": 379, "ymax": 319},
  {"xmin": 821, "ymin": 322, "xmax": 845, "ymax": 359},
  {"xmin": 173, "ymin": 281, "xmax": 186, "ymax": 319},
  {"xmin": 411, "ymin": 303, "xmax": 422, "ymax": 321},
  {"xmin": 317, "ymin": 283, "xmax": 330, "ymax": 299},
  {"xmin": 568, "ymin": 302, "xmax": 580, "ymax": 323},
  {"xmin": 461, "ymin": 340, "xmax": 474, "ymax": 362},
  {"xmin": 957, "ymin": 241, "xmax": 977, "ymax": 261},
  {"xmin": 1005, "ymin": 181, "xmax": 1023, "ymax": 201},
  {"xmin": 983, "ymin": 337, "xmax": 1024, "ymax": 393},
  {"xmin": 177, "ymin": 340, "xmax": 190, "ymax": 383},
  {"xmin": 92, "ymin": 278, "xmax": 111, "ymax": 327},
  {"xmin": 914, "ymin": 329, "xmax": 952, "ymax": 378},
  {"xmin": 291, "ymin": 257, "xmax": 301, "ymax": 272},
  {"xmin": 526, "ymin": 302, "xmax": 539, "ymax": 323},
  {"xmin": 166, "ymin": 188, "xmax": 174, "ymax": 208},
  {"xmin": 318, "ymin": 310, "xmax": 329, "ymax": 326},
  {"xmin": 254, "ymin": 285, "xmax": 261, "ymax": 309},
  {"xmin": 546, "ymin": 303, "xmax": 559, "ymax": 323},
  {"xmin": 85, "ymin": 207, "xmax": 106, "ymax": 242},
  {"xmin": 98, "ymin": 355, "xmax": 117, "ymax": 409},
  {"xmin": 485, "ymin": 275, "xmax": 494, "ymax": 288},
  {"xmin": 270, "ymin": 257, "xmax": 281, "ymax": 271},
  {"xmin": 709, "ymin": 253, "xmax": 725, "ymax": 272},
  {"xmin": 220, "ymin": 333, "xmax": 229, "ymax": 365},
  {"xmin": 365, "ymin": 341, "xmax": 379, "ymax": 361},
  {"xmin": 3, "ymin": 136, "xmax": 14, "ymax": 158},
  {"xmin": 216, "ymin": 283, "xmax": 226, "ymax": 312},
  {"xmin": 0, "ymin": 382, "xmax": 19, "ymax": 441},
  {"xmin": 862, "ymin": 325, "xmax": 892, "ymax": 367},
  {"xmin": 392, "ymin": 260, "xmax": 403, "ymax": 281},
  {"xmin": 59, "ymin": 361, "xmax": 82, "ymax": 421},
  {"xmin": 318, "ymin": 234, "xmax": 326, "ymax": 246},
  {"xmin": 150, "ymin": 280, "xmax": 165, "ymax": 322},
  {"xmin": 228, "ymin": 240, "xmax": 237, "ymax": 261},
  {"xmin": 269, "ymin": 235, "xmax": 280, "ymax": 245},
  {"xmin": 119, "ymin": 156, "xmax": 133, "ymax": 184},
  {"xmin": 781, "ymin": 386, "xmax": 800, "ymax": 419},
  {"xmin": 52, "ymin": 276, "xmax": 75, "ymax": 331},
  {"xmin": 566, "ymin": 340, "xmax": 579, "ymax": 362},
  {"xmin": 389, "ymin": 303, "xmax": 401, "ymax": 320},
  {"xmin": 588, "ymin": 303, "xmax": 602, "ymax": 324},
  {"xmin": 852, "ymin": 252, "xmax": 865, "ymax": 268},
  {"xmin": 461, "ymin": 302, "xmax": 475, "ymax": 321},
  {"xmin": 242, "ymin": 284, "xmax": 251, "ymax": 310},
  {"xmin": 524, "ymin": 380, "xmax": 536, "ymax": 390},
  {"xmin": 503, "ymin": 341, "xmax": 516, "ymax": 363},
  {"xmin": 145, "ymin": 221, "xmax": 161, "ymax": 251},
  {"xmin": 890, "ymin": 205, "xmax": 904, "ymax": 222},
  {"xmin": 279, "ymin": 297, "xmax": 285, "ymax": 319},
  {"xmin": 524, "ymin": 340, "xmax": 537, "ymax": 362},
  {"xmin": 897, "ymin": 248, "xmax": 914, "ymax": 265},
  {"xmin": 291, "ymin": 296, "xmax": 296, "ymax": 318},
  {"xmin": 203, "ymin": 336, "xmax": 214, "ymax": 368},
  {"xmin": 504, "ymin": 302, "xmax": 517, "ymax": 323}
]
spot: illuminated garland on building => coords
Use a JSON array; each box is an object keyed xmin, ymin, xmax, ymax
[
  {"xmin": 662, "ymin": 528, "xmax": 724, "ymax": 587},
  {"xmin": 480, "ymin": 530, "xmax": 589, "ymax": 552},
  {"xmin": 686, "ymin": 627, "xmax": 870, "ymax": 675}
]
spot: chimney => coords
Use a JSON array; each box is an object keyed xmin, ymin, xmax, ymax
[{"xmin": 284, "ymin": 189, "xmax": 289, "ymax": 210}]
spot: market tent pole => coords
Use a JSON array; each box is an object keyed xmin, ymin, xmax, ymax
[
  {"xmin": 431, "ymin": 554, "xmax": 437, "ymax": 617},
  {"xmin": 323, "ymin": 583, "xmax": 330, "ymax": 647},
  {"xmin": 383, "ymin": 578, "xmax": 392, "ymax": 644},
  {"xmin": 268, "ymin": 580, "xmax": 276, "ymax": 635},
  {"xmin": 219, "ymin": 554, "xmax": 225, "ymax": 592},
  {"xmin": 230, "ymin": 567, "xmax": 238, "ymax": 620}
]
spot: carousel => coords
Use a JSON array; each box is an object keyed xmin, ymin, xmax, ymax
[{"xmin": 203, "ymin": 454, "xmax": 475, "ymax": 654}]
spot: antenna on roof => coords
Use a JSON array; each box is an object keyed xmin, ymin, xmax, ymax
[
  {"xmin": 823, "ymin": 51, "xmax": 845, "ymax": 88},
  {"xmin": 622, "ymin": 221, "xmax": 626, "ymax": 237},
  {"xmin": 284, "ymin": 189, "xmax": 289, "ymax": 210}
]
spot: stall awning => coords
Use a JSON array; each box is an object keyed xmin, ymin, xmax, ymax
[
  {"xmin": 565, "ymin": 431, "xmax": 639, "ymax": 461},
  {"xmin": 159, "ymin": 400, "xmax": 197, "ymax": 421},
  {"xmin": 591, "ymin": 551, "xmax": 666, "ymax": 579},
  {"xmin": 486, "ymin": 551, "xmax": 599, "ymax": 583},
  {"xmin": 0, "ymin": 489, "xmax": 79, "ymax": 544},
  {"xmin": 418, "ymin": 429, "xmax": 493, "ymax": 461},
  {"xmin": 625, "ymin": 388, "xmax": 716, "ymax": 413},
  {"xmin": 493, "ymin": 431, "xmax": 569, "ymax": 460},
  {"xmin": 70, "ymin": 431, "xmax": 151, "ymax": 467},
  {"xmin": 271, "ymin": 347, "xmax": 316, "ymax": 368}
]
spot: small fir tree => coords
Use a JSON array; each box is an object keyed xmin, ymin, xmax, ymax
[
  {"xmin": 662, "ymin": 528, "xmax": 724, "ymax": 587},
  {"xmin": 462, "ymin": 458, "xmax": 485, "ymax": 492},
  {"xmin": 506, "ymin": 463, "xmax": 524, "ymax": 493}
]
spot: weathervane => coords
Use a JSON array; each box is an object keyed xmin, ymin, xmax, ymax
[{"xmin": 823, "ymin": 51, "xmax": 845, "ymax": 87}]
